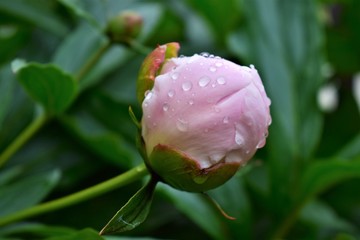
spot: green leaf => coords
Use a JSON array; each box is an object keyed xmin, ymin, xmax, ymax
[
  {"xmin": 0, "ymin": 223, "xmax": 76, "ymax": 238},
  {"xmin": 46, "ymin": 228, "xmax": 103, "ymax": 240},
  {"xmin": 0, "ymin": 0, "xmax": 67, "ymax": 36},
  {"xmin": 0, "ymin": 169, "xmax": 61, "ymax": 217},
  {"xmin": 158, "ymin": 184, "xmax": 224, "ymax": 240},
  {"xmin": 185, "ymin": 0, "xmax": 241, "ymax": 45},
  {"xmin": 0, "ymin": 64, "xmax": 15, "ymax": 128},
  {"xmin": 208, "ymin": 175, "xmax": 253, "ymax": 239},
  {"xmin": 60, "ymin": 110, "xmax": 138, "ymax": 168},
  {"xmin": 52, "ymin": 23, "xmax": 105, "ymax": 76},
  {"xmin": 298, "ymin": 158, "xmax": 360, "ymax": 203},
  {"xmin": 57, "ymin": 0, "xmax": 101, "ymax": 30},
  {"xmin": 300, "ymin": 200, "xmax": 356, "ymax": 233},
  {"xmin": 337, "ymin": 133, "xmax": 360, "ymax": 159},
  {"xmin": 100, "ymin": 178, "xmax": 157, "ymax": 235},
  {"xmin": 15, "ymin": 63, "xmax": 78, "ymax": 115}
]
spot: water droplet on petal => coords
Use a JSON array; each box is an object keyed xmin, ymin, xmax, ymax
[
  {"xmin": 209, "ymin": 66, "xmax": 217, "ymax": 72},
  {"xmin": 171, "ymin": 72, "xmax": 179, "ymax": 80},
  {"xmin": 250, "ymin": 64, "xmax": 255, "ymax": 69},
  {"xmin": 216, "ymin": 77, "xmax": 226, "ymax": 85},
  {"xmin": 235, "ymin": 125, "xmax": 244, "ymax": 146},
  {"xmin": 215, "ymin": 62, "xmax": 223, "ymax": 67},
  {"xmin": 198, "ymin": 76, "xmax": 211, "ymax": 87},
  {"xmin": 256, "ymin": 138, "xmax": 266, "ymax": 148},
  {"xmin": 176, "ymin": 118, "xmax": 189, "ymax": 132},
  {"xmin": 168, "ymin": 89, "xmax": 175, "ymax": 98},
  {"xmin": 163, "ymin": 103, "xmax": 169, "ymax": 111},
  {"xmin": 182, "ymin": 82, "xmax": 192, "ymax": 91},
  {"xmin": 212, "ymin": 83, "xmax": 216, "ymax": 88},
  {"xmin": 200, "ymin": 52, "xmax": 209, "ymax": 57},
  {"xmin": 223, "ymin": 116, "xmax": 229, "ymax": 124},
  {"xmin": 188, "ymin": 100, "xmax": 194, "ymax": 105},
  {"xmin": 144, "ymin": 90, "xmax": 153, "ymax": 100},
  {"xmin": 245, "ymin": 150, "xmax": 250, "ymax": 154},
  {"xmin": 209, "ymin": 54, "xmax": 215, "ymax": 58}
]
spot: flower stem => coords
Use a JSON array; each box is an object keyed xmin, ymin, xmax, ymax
[
  {"xmin": 75, "ymin": 40, "xmax": 112, "ymax": 81},
  {"xmin": 272, "ymin": 203, "xmax": 303, "ymax": 239},
  {"xmin": 0, "ymin": 163, "xmax": 148, "ymax": 226},
  {"xmin": 127, "ymin": 40, "xmax": 151, "ymax": 56},
  {"xmin": 0, "ymin": 113, "xmax": 48, "ymax": 168}
]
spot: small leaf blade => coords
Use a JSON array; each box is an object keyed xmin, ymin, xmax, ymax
[
  {"xmin": 100, "ymin": 178, "xmax": 157, "ymax": 235},
  {"xmin": 15, "ymin": 63, "xmax": 78, "ymax": 115}
]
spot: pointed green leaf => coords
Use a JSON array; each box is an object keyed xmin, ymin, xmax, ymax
[
  {"xmin": 298, "ymin": 157, "xmax": 360, "ymax": 203},
  {"xmin": 15, "ymin": 63, "xmax": 78, "ymax": 115},
  {"xmin": 100, "ymin": 178, "xmax": 157, "ymax": 235},
  {"xmin": 0, "ymin": 169, "xmax": 61, "ymax": 217}
]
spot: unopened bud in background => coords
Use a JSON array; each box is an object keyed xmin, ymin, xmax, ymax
[{"xmin": 106, "ymin": 11, "xmax": 143, "ymax": 44}]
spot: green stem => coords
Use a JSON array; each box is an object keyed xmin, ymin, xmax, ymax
[
  {"xmin": 75, "ymin": 40, "xmax": 112, "ymax": 81},
  {"xmin": 0, "ymin": 114, "xmax": 48, "ymax": 168},
  {"xmin": 0, "ymin": 163, "xmax": 148, "ymax": 226},
  {"xmin": 127, "ymin": 40, "xmax": 151, "ymax": 56},
  {"xmin": 272, "ymin": 203, "xmax": 303, "ymax": 239}
]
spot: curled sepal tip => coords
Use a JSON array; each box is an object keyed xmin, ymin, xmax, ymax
[
  {"xmin": 201, "ymin": 192, "xmax": 236, "ymax": 220},
  {"xmin": 99, "ymin": 178, "xmax": 158, "ymax": 235},
  {"xmin": 136, "ymin": 42, "xmax": 179, "ymax": 104}
]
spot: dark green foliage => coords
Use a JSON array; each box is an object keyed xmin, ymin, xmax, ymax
[{"xmin": 0, "ymin": 0, "xmax": 359, "ymax": 239}]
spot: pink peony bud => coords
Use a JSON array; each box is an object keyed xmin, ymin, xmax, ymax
[{"xmin": 140, "ymin": 48, "xmax": 271, "ymax": 192}]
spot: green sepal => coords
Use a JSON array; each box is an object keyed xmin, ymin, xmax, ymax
[
  {"xmin": 136, "ymin": 42, "xmax": 179, "ymax": 104},
  {"xmin": 149, "ymin": 144, "xmax": 240, "ymax": 192},
  {"xmin": 128, "ymin": 106, "xmax": 141, "ymax": 130},
  {"xmin": 99, "ymin": 177, "xmax": 158, "ymax": 235}
]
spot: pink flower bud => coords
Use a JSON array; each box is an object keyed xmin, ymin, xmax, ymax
[{"xmin": 140, "ymin": 49, "xmax": 271, "ymax": 192}]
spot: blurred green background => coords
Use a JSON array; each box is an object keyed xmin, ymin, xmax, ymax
[{"xmin": 0, "ymin": 0, "xmax": 360, "ymax": 239}]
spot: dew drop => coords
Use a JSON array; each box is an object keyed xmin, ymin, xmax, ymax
[
  {"xmin": 176, "ymin": 118, "xmax": 189, "ymax": 132},
  {"xmin": 193, "ymin": 175, "xmax": 208, "ymax": 184},
  {"xmin": 216, "ymin": 77, "xmax": 226, "ymax": 85},
  {"xmin": 188, "ymin": 100, "xmax": 194, "ymax": 105},
  {"xmin": 168, "ymin": 89, "xmax": 175, "ymax": 98},
  {"xmin": 234, "ymin": 125, "xmax": 244, "ymax": 146},
  {"xmin": 215, "ymin": 62, "xmax": 223, "ymax": 67},
  {"xmin": 198, "ymin": 76, "xmax": 211, "ymax": 87},
  {"xmin": 209, "ymin": 54, "xmax": 215, "ymax": 58},
  {"xmin": 200, "ymin": 52, "xmax": 209, "ymax": 57},
  {"xmin": 162, "ymin": 103, "xmax": 169, "ymax": 112},
  {"xmin": 144, "ymin": 90, "xmax": 153, "ymax": 100},
  {"xmin": 212, "ymin": 83, "xmax": 216, "ymax": 88},
  {"xmin": 171, "ymin": 72, "xmax": 179, "ymax": 80},
  {"xmin": 182, "ymin": 82, "xmax": 192, "ymax": 91},
  {"xmin": 250, "ymin": 64, "xmax": 255, "ymax": 69},
  {"xmin": 256, "ymin": 138, "xmax": 266, "ymax": 148},
  {"xmin": 209, "ymin": 66, "xmax": 217, "ymax": 72},
  {"xmin": 268, "ymin": 116, "xmax": 272, "ymax": 125},
  {"xmin": 223, "ymin": 116, "xmax": 229, "ymax": 124},
  {"xmin": 245, "ymin": 150, "xmax": 250, "ymax": 154}
]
